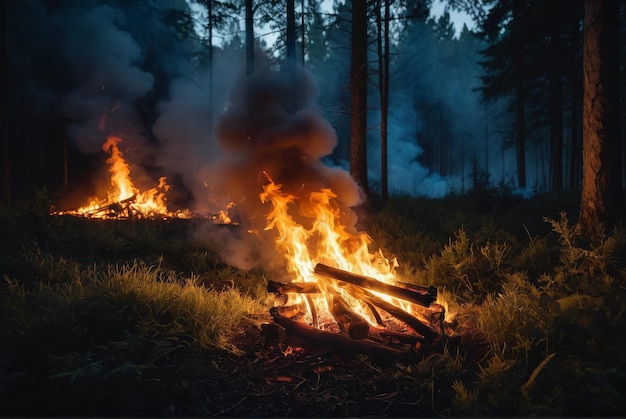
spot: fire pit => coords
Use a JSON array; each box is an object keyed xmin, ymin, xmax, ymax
[{"xmin": 255, "ymin": 176, "xmax": 452, "ymax": 361}]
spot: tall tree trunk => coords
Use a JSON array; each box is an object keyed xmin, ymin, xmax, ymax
[
  {"xmin": 376, "ymin": 0, "xmax": 389, "ymax": 201},
  {"xmin": 513, "ymin": 2, "xmax": 526, "ymax": 189},
  {"xmin": 382, "ymin": 0, "xmax": 389, "ymax": 201},
  {"xmin": 550, "ymin": 51, "xmax": 564, "ymax": 191},
  {"xmin": 301, "ymin": 0, "xmax": 306, "ymax": 68},
  {"xmin": 207, "ymin": 0, "xmax": 214, "ymax": 125},
  {"xmin": 245, "ymin": 0, "xmax": 255, "ymax": 75},
  {"xmin": 286, "ymin": 0, "xmax": 296, "ymax": 63},
  {"xmin": 285, "ymin": 0, "xmax": 297, "ymax": 111},
  {"xmin": 350, "ymin": 0, "xmax": 368, "ymax": 193},
  {"xmin": 1, "ymin": 0, "xmax": 9, "ymax": 203},
  {"xmin": 569, "ymin": 66, "xmax": 582, "ymax": 190},
  {"xmin": 513, "ymin": 68, "xmax": 526, "ymax": 188},
  {"xmin": 568, "ymin": 15, "xmax": 583, "ymax": 191},
  {"xmin": 579, "ymin": 0, "xmax": 622, "ymax": 238}
]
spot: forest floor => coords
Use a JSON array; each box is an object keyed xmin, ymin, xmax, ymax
[{"xmin": 1, "ymin": 188, "xmax": 625, "ymax": 416}]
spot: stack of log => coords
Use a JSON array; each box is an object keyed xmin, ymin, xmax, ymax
[
  {"xmin": 264, "ymin": 263, "xmax": 446, "ymax": 360},
  {"xmin": 82, "ymin": 195, "xmax": 138, "ymax": 219}
]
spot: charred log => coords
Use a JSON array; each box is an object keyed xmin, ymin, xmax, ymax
[
  {"xmin": 327, "ymin": 291, "xmax": 369, "ymax": 340},
  {"xmin": 395, "ymin": 281, "xmax": 437, "ymax": 299},
  {"xmin": 366, "ymin": 301, "xmax": 384, "ymax": 326},
  {"xmin": 268, "ymin": 280, "xmax": 321, "ymax": 294},
  {"xmin": 344, "ymin": 285, "xmax": 438, "ymax": 341},
  {"xmin": 267, "ymin": 278, "xmax": 436, "ymax": 338},
  {"xmin": 270, "ymin": 308, "xmax": 410, "ymax": 364},
  {"xmin": 304, "ymin": 294, "xmax": 318, "ymax": 328},
  {"xmin": 272, "ymin": 304, "xmax": 306, "ymax": 320},
  {"xmin": 314, "ymin": 263, "xmax": 436, "ymax": 307},
  {"xmin": 84, "ymin": 195, "xmax": 137, "ymax": 218}
]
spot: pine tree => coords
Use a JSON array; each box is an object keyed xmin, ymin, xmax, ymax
[{"xmin": 579, "ymin": 0, "xmax": 622, "ymax": 238}]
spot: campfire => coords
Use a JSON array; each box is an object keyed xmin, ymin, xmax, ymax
[
  {"xmin": 54, "ymin": 135, "xmax": 192, "ymax": 220},
  {"xmin": 258, "ymin": 175, "xmax": 453, "ymax": 359}
]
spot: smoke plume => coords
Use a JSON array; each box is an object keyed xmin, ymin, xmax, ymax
[{"xmin": 199, "ymin": 67, "xmax": 365, "ymax": 272}]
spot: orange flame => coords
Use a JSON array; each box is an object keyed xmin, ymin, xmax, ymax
[
  {"xmin": 260, "ymin": 177, "xmax": 443, "ymax": 328},
  {"xmin": 57, "ymin": 135, "xmax": 190, "ymax": 219}
]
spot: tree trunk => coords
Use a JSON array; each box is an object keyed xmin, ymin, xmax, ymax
[
  {"xmin": 579, "ymin": 0, "xmax": 622, "ymax": 238},
  {"xmin": 350, "ymin": 0, "xmax": 368, "ymax": 194},
  {"xmin": 568, "ymin": 19, "xmax": 583, "ymax": 191},
  {"xmin": 550, "ymin": 48, "xmax": 564, "ymax": 191},
  {"xmin": 376, "ymin": 0, "xmax": 388, "ymax": 201},
  {"xmin": 1, "ymin": 0, "xmax": 9, "ymax": 203},
  {"xmin": 286, "ymin": 0, "xmax": 296, "ymax": 63},
  {"xmin": 284, "ymin": 0, "xmax": 297, "ymax": 111},
  {"xmin": 301, "ymin": 0, "xmax": 306, "ymax": 68},
  {"xmin": 513, "ymin": 2, "xmax": 526, "ymax": 189},
  {"xmin": 245, "ymin": 0, "xmax": 255, "ymax": 75},
  {"xmin": 569, "ymin": 65, "xmax": 582, "ymax": 191},
  {"xmin": 381, "ymin": 0, "xmax": 390, "ymax": 201},
  {"xmin": 207, "ymin": 0, "xmax": 214, "ymax": 125}
]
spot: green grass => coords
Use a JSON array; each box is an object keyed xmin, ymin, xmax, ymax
[{"xmin": 0, "ymin": 188, "xmax": 625, "ymax": 416}]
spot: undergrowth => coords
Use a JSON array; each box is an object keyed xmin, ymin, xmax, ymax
[{"xmin": 1, "ymin": 190, "xmax": 625, "ymax": 416}]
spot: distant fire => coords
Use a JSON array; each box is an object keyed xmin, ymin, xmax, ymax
[{"xmin": 55, "ymin": 135, "xmax": 191, "ymax": 219}]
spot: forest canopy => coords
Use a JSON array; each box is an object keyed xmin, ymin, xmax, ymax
[{"xmin": 1, "ymin": 0, "xmax": 625, "ymax": 209}]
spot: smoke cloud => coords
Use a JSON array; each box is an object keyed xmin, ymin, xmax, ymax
[
  {"xmin": 197, "ymin": 67, "xmax": 365, "ymax": 272},
  {"xmin": 59, "ymin": 3, "xmax": 155, "ymax": 155}
]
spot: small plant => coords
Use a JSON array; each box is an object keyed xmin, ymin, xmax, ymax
[{"xmin": 449, "ymin": 379, "xmax": 480, "ymax": 415}]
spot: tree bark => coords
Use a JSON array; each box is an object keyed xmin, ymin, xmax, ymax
[
  {"xmin": 579, "ymin": 0, "xmax": 622, "ymax": 238},
  {"xmin": 550, "ymin": 20, "xmax": 563, "ymax": 191},
  {"xmin": 569, "ymin": 56, "xmax": 582, "ymax": 191},
  {"xmin": 245, "ymin": 0, "xmax": 255, "ymax": 75},
  {"xmin": 350, "ymin": 0, "xmax": 368, "ymax": 193},
  {"xmin": 512, "ymin": 1, "xmax": 526, "ymax": 189},
  {"xmin": 301, "ymin": 0, "xmax": 306, "ymax": 68},
  {"xmin": 284, "ymin": 0, "xmax": 297, "ymax": 111},
  {"xmin": 207, "ymin": 0, "xmax": 214, "ymax": 126},
  {"xmin": 376, "ymin": 0, "xmax": 390, "ymax": 202}
]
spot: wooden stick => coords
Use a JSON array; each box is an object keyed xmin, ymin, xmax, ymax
[
  {"xmin": 267, "ymin": 280, "xmax": 321, "ymax": 294},
  {"xmin": 85, "ymin": 195, "xmax": 136, "ymax": 217},
  {"xmin": 327, "ymin": 291, "xmax": 369, "ymax": 340},
  {"xmin": 395, "ymin": 281, "xmax": 437, "ymax": 299},
  {"xmin": 268, "ymin": 279, "xmax": 418, "ymax": 331},
  {"xmin": 272, "ymin": 305, "xmax": 306, "ymax": 320},
  {"xmin": 304, "ymin": 294, "xmax": 318, "ymax": 328},
  {"xmin": 314, "ymin": 263, "xmax": 436, "ymax": 307},
  {"xmin": 343, "ymin": 285, "xmax": 437, "ymax": 340},
  {"xmin": 365, "ymin": 302, "xmax": 384, "ymax": 326}
]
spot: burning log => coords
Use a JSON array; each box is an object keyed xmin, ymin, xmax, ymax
[
  {"xmin": 327, "ymin": 290, "xmax": 369, "ymax": 340},
  {"xmin": 396, "ymin": 281, "xmax": 437, "ymax": 299},
  {"xmin": 84, "ymin": 195, "xmax": 137, "ymax": 218},
  {"xmin": 304, "ymin": 294, "xmax": 318, "ymax": 328},
  {"xmin": 272, "ymin": 304, "xmax": 306, "ymax": 320},
  {"xmin": 270, "ymin": 308, "xmax": 410, "ymax": 364},
  {"xmin": 267, "ymin": 278, "xmax": 440, "ymax": 341},
  {"xmin": 268, "ymin": 280, "xmax": 321, "ymax": 294},
  {"xmin": 351, "ymin": 287, "xmax": 438, "ymax": 340},
  {"xmin": 314, "ymin": 263, "xmax": 436, "ymax": 307}
]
